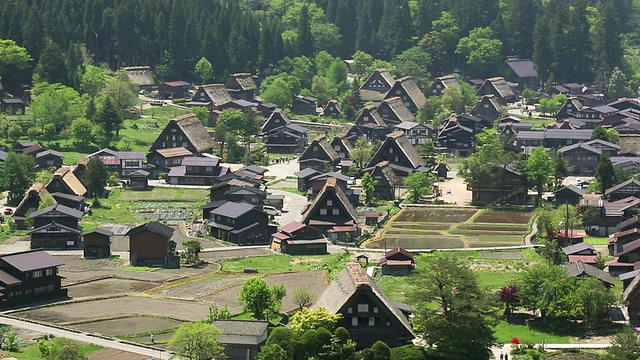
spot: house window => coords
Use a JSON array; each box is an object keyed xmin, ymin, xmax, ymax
[
  {"xmin": 327, "ymin": 200, "xmax": 333, "ymax": 206},
  {"xmin": 313, "ymin": 146, "xmax": 318, "ymax": 151},
  {"xmin": 275, "ymin": 119, "xmax": 280, "ymax": 124},
  {"xmin": 358, "ymin": 304, "xmax": 369, "ymax": 313},
  {"xmin": 352, "ymin": 317, "xmax": 358, "ymax": 326},
  {"xmin": 320, "ymin": 208, "xmax": 327, "ymax": 215},
  {"xmin": 388, "ymin": 148, "xmax": 393, "ymax": 154},
  {"xmin": 182, "ymin": 142, "xmax": 188, "ymax": 147},
  {"xmin": 396, "ymin": 90, "xmax": 401, "ymax": 95},
  {"xmin": 433, "ymin": 89, "xmax": 437, "ymax": 94},
  {"xmin": 347, "ymin": 307, "xmax": 353, "ymax": 314},
  {"xmin": 206, "ymin": 166, "xmax": 213, "ymax": 172},
  {"xmin": 484, "ymin": 104, "xmax": 489, "ymax": 108},
  {"xmin": 436, "ymin": 84, "xmax": 441, "ymax": 89},
  {"xmin": 395, "ymin": 157, "xmax": 399, "ymax": 162},
  {"xmin": 33, "ymin": 270, "xmax": 43, "ymax": 278},
  {"xmin": 334, "ymin": 145, "xmax": 340, "ymax": 151},
  {"xmin": 332, "ymin": 209, "xmax": 339, "ymax": 215},
  {"xmin": 46, "ymin": 160, "xmax": 54, "ymax": 165},
  {"xmin": 369, "ymin": 317, "xmax": 375, "ymax": 326},
  {"xmin": 373, "ymin": 307, "xmax": 379, "ymax": 313},
  {"xmin": 171, "ymin": 128, "xmax": 177, "ymax": 133},
  {"xmin": 45, "ymin": 268, "xmax": 55, "ymax": 276}
]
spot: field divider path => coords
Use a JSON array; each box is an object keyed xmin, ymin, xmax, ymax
[{"xmin": 143, "ymin": 265, "xmax": 222, "ymax": 296}]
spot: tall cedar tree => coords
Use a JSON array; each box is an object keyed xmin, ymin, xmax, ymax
[
  {"xmin": 93, "ymin": 96, "xmax": 121, "ymax": 145},
  {"xmin": 85, "ymin": 157, "xmax": 108, "ymax": 199},
  {"xmin": 1, "ymin": 153, "xmax": 35, "ymax": 204},
  {"xmin": 595, "ymin": 153, "xmax": 615, "ymax": 194}
]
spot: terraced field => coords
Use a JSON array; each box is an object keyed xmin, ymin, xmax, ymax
[{"xmin": 367, "ymin": 207, "xmax": 533, "ymax": 250}]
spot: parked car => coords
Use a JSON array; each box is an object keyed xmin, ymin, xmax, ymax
[
  {"xmin": 3, "ymin": 208, "xmax": 13, "ymax": 215},
  {"xmin": 347, "ymin": 177, "xmax": 356, "ymax": 185},
  {"xmin": 263, "ymin": 205, "xmax": 281, "ymax": 216}
]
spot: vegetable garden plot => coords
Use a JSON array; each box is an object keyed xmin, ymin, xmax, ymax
[{"xmin": 474, "ymin": 210, "xmax": 532, "ymax": 224}]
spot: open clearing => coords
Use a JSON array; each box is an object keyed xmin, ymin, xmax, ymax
[
  {"xmin": 200, "ymin": 271, "xmax": 327, "ymax": 314},
  {"xmin": 369, "ymin": 207, "xmax": 532, "ymax": 249},
  {"xmin": 66, "ymin": 278, "xmax": 159, "ymax": 298},
  {"xmin": 156, "ymin": 273, "xmax": 252, "ymax": 299},
  {"xmin": 13, "ymin": 296, "xmax": 210, "ymax": 324},
  {"xmin": 71, "ymin": 316, "xmax": 182, "ymax": 336}
]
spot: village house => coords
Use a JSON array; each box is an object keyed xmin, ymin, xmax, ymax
[
  {"xmin": 187, "ymin": 84, "xmax": 233, "ymax": 111},
  {"xmin": 606, "ymin": 179, "xmax": 640, "ymax": 201},
  {"xmin": 379, "ymin": 248, "xmax": 415, "ymax": 276},
  {"xmin": 505, "ymin": 57, "xmax": 538, "ymax": 89},
  {"xmin": 306, "ymin": 172, "xmax": 359, "ymax": 207},
  {"xmin": 428, "ymin": 75, "xmax": 460, "ymax": 96},
  {"xmin": 46, "ymin": 167, "xmax": 87, "ymax": 198},
  {"xmin": 149, "ymin": 114, "xmax": 216, "ymax": 156},
  {"xmin": 158, "ymin": 81, "xmax": 190, "ymax": 99},
  {"xmin": 584, "ymin": 139, "xmax": 620, "ymax": 156},
  {"xmin": 203, "ymin": 177, "xmax": 264, "ymax": 220},
  {"xmin": 354, "ymin": 105, "xmax": 390, "ymax": 141},
  {"xmin": 322, "ymin": 99, "xmax": 341, "ymax": 117},
  {"xmin": 562, "ymin": 242, "xmax": 597, "ymax": 264},
  {"xmin": 609, "ymin": 238, "xmax": 640, "ymax": 276},
  {"xmin": 85, "ymin": 148, "xmax": 154, "ymax": 178},
  {"xmin": 127, "ymin": 222, "xmax": 178, "ymax": 268},
  {"xmin": 383, "ymin": 76, "xmax": 426, "ymax": 115},
  {"xmin": 209, "ymin": 202, "xmax": 274, "ymax": 245},
  {"xmin": 292, "ymin": 95, "xmax": 318, "ymax": 115},
  {"xmin": 476, "ymin": 77, "xmax": 518, "ymax": 105},
  {"xmin": 270, "ymin": 221, "xmax": 327, "ymax": 255},
  {"xmin": 622, "ymin": 273, "xmax": 640, "ymax": 324},
  {"xmin": 393, "ymin": 121, "xmax": 432, "ymax": 145},
  {"xmin": 225, "ymin": 73, "xmax": 258, "ymax": 101},
  {"xmin": 515, "ymin": 129, "xmax": 593, "ymax": 149},
  {"xmin": 311, "ymin": 262, "xmax": 414, "ymax": 348},
  {"xmin": 122, "ymin": 66, "xmax": 156, "ymax": 92},
  {"xmin": 362, "ymin": 161, "xmax": 398, "ymax": 201},
  {"xmin": 301, "ymin": 177, "xmax": 359, "ymax": 242},
  {"xmin": 260, "ymin": 109, "xmax": 309, "ymax": 154},
  {"xmin": 330, "ymin": 134, "xmax": 353, "ymax": 160},
  {"xmin": 294, "ymin": 168, "xmax": 321, "ymax": 193},
  {"xmin": 28, "ymin": 203, "xmax": 83, "ymax": 249},
  {"xmin": 556, "ymin": 98, "xmax": 618, "ymax": 128},
  {"xmin": 147, "ymin": 147, "xmax": 194, "ymax": 173},
  {"xmin": 499, "ymin": 122, "xmax": 533, "ymax": 139},
  {"xmin": 0, "ymin": 249, "xmax": 66, "ymax": 307},
  {"xmin": 13, "ymin": 183, "xmax": 49, "ymax": 229},
  {"xmin": 469, "ymin": 164, "xmax": 527, "ymax": 205},
  {"xmin": 82, "ymin": 228, "xmax": 112, "ymax": 259},
  {"xmin": 566, "ymin": 261, "xmax": 614, "ymax": 288},
  {"xmin": 358, "ymin": 68, "xmax": 396, "ymax": 106},
  {"xmin": 35, "ymin": 150, "xmax": 64, "ymax": 170},
  {"xmin": 557, "ymin": 143, "xmax": 601, "ymax": 176},
  {"xmin": 554, "ymin": 229, "xmax": 587, "ymax": 247},
  {"xmin": 366, "ymin": 131, "xmax": 427, "ymax": 181},
  {"xmin": 298, "ymin": 134, "xmax": 340, "ymax": 171},
  {"xmin": 554, "ymin": 185, "xmax": 586, "ymax": 206},
  {"xmin": 376, "ymin": 97, "xmax": 416, "ymax": 127},
  {"xmin": 609, "ymin": 227, "xmax": 640, "ymax": 257},
  {"xmin": 166, "ymin": 156, "xmax": 229, "ymax": 186},
  {"xmin": 212, "ymin": 320, "xmax": 269, "ymax": 360},
  {"xmin": 471, "ymin": 95, "xmax": 503, "ymax": 123}
]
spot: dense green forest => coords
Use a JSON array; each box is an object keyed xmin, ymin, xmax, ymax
[{"xmin": 0, "ymin": 0, "xmax": 639, "ymax": 91}]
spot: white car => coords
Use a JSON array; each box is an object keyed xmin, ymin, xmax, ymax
[
  {"xmin": 263, "ymin": 205, "xmax": 281, "ymax": 216},
  {"xmin": 347, "ymin": 177, "xmax": 356, "ymax": 185}
]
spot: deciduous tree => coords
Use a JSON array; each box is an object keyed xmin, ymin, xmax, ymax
[
  {"xmin": 181, "ymin": 240, "xmax": 203, "ymax": 265},
  {"xmin": 403, "ymin": 171, "xmax": 432, "ymax": 203},
  {"xmin": 239, "ymin": 277, "xmax": 285, "ymax": 320},
  {"xmin": 0, "ymin": 153, "xmax": 36, "ymax": 204},
  {"xmin": 289, "ymin": 307, "xmax": 343, "ymax": 334},
  {"xmin": 361, "ymin": 173, "xmax": 378, "ymax": 205},
  {"xmin": 409, "ymin": 254, "xmax": 498, "ymax": 359},
  {"xmin": 350, "ymin": 137, "xmax": 375, "ymax": 170},
  {"xmin": 526, "ymin": 146, "xmax": 552, "ymax": 206},
  {"xmin": 293, "ymin": 288, "xmax": 313, "ymax": 310},
  {"xmin": 194, "ymin": 57, "xmax": 214, "ymax": 84},
  {"xmin": 167, "ymin": 322, "xmax": 226, "ymax": 360}
]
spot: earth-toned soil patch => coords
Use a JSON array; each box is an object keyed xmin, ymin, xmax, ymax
[
  {"xmin": 457, "ymin": 224, "xmax": 529, "ymax": 232},
  {"xmin": 66, "ymin": 278, "xmax": 159, "ymax": 298},
  {"xmin": 390, "ymin": 222, "xmax": 451, "ymax": 230},
  {"xmin": 394, "ymin": 207, "xmax": 477, "ymax": 223},
  {"xmin": 201, "ymin": 271, "xmax": 327, "ymax": 314},
  {"xmin": 474, "ymin": 210, "xmax": 532, "ymax": 224},
  {"xmin": 367, "ymin": 235, "xmax": 464, "ymax": 249},
  {"xmin": 71, "ymin": 316, "xmax": 182, "ymax": 336},
  {"xmin": 13, "ymin": 296, "xmax": 210, "ymax": 323},
  {"xmin": 156, "ymin": 274, "xmax": 251, "ymax": 298}
]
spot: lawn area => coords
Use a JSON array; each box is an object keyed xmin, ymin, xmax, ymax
[
  {"xmin": 8, "ymin": 341, "xmax": 103, "ymax": 359},
  {"xmin": 378, "ymin": 250, "xmax": 543, "ymax": 303},
  {"xmin": 584, "ymin": 236, "xmax": 609, "ymax": 245},
  {"xmin": 219, "ymin": 253, "xmax": 349, "ymax": 278},
  {"xmin": 279, "ymin": 187, "xmax": 307, "ymax": 196},
  {"xmin": 83, "ymin": 187, "xmax": 207, "ymax": 224},
  {"xmin": 494, "ymin": 321, "xmax": 573, "ymax": 344}
]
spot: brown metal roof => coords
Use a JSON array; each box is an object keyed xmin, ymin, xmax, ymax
[
  {"xmin": 0, "ymin": 249, "xmax": 64, "ymax": 272},
  {"xmin": 0, "ymin": 270, "xmax": 21, "ymax": 286}
]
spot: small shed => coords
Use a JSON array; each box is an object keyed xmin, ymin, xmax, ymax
[
  {"xmin": 364, "ymin": 212, "xmax": 384, "ymax": 226},
  {"xmin": 82, "ymin": 228, "xmax": 113, "ymax": 258},
  {"xmin": 129, "ymin": 170, "xmax": 150, "ymax": 190},
  {"xmin": 281, "ymin": 238, "xmax": 328, "ymax": 255},
  {"xmin": 433, "ymin": 161, "xmax": 450, "ymax": 179},
  {"xmin": 556, "ymin": 229, "xmax": 587, "ymax": 247},
  {"xmin": 379, "ymin": 247, "xmax": 415, "ymax": 276},
  {"xmin": 1, "ymin": 98, "xmax": 26, "ymax": 114},
  {"xmin": 294, "ymin": 168, "xmax": 321, "ymax": 193}
]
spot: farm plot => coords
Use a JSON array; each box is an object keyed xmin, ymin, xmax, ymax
[
  {"xmin": 200, "ymin": 271, "xmax": 327, "ymax": 314},
  {"xmin": 394, "ymin": 207, "xmax": 477, "ymax": 223},
  {"xmin": 13, "ymin": 296, "xmax": 211, "ymax": 324},
  {"xmin": 371, "ymin": 207, "xmax": 531, "ymax": 250},
  {"xmin": 71, "ymin": 316, "xmax": 182, "ymax": 336},
  {"xmin": 117, "ymin": 188, "xmax": 209, "ymax": 201},
  {"xmin": 474, "ymin": 210, "xmax": 532, "ymax": 224},
  {"xmin": 156, "ymin": 274, "xmax": 252, "ymax": 299},
  {"xmin": 66, "ymin": 278, "xmax": 159, "ymax": 298}
]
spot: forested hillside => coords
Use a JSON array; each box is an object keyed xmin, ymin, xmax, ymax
[{"xmin": 0, "ymin": 0, "xmax": 638, "ymax": 89}]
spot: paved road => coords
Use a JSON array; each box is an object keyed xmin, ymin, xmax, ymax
[
  {"xmin": 0, "ymin": 315, "xmax": 172, "ymax": 359},
  {"xmin": 269, "ymin": 189, "xmax": 306, "ymax": 225}
]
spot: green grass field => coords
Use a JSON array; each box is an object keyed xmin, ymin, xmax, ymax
[
  {"xmin": 220, "ymin": 253, "xmax": 350, "ymax": 278},
  {"xmin": 8, "ymin": 341, "xmax": 102, "ymax": 359},
  {"xmin": 584, "ymin": 236, "xmax": 609, "ymax": 245},
  {"xmin": 494, "ymin": 321, "xmax": 573, "ymax": 344}
]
